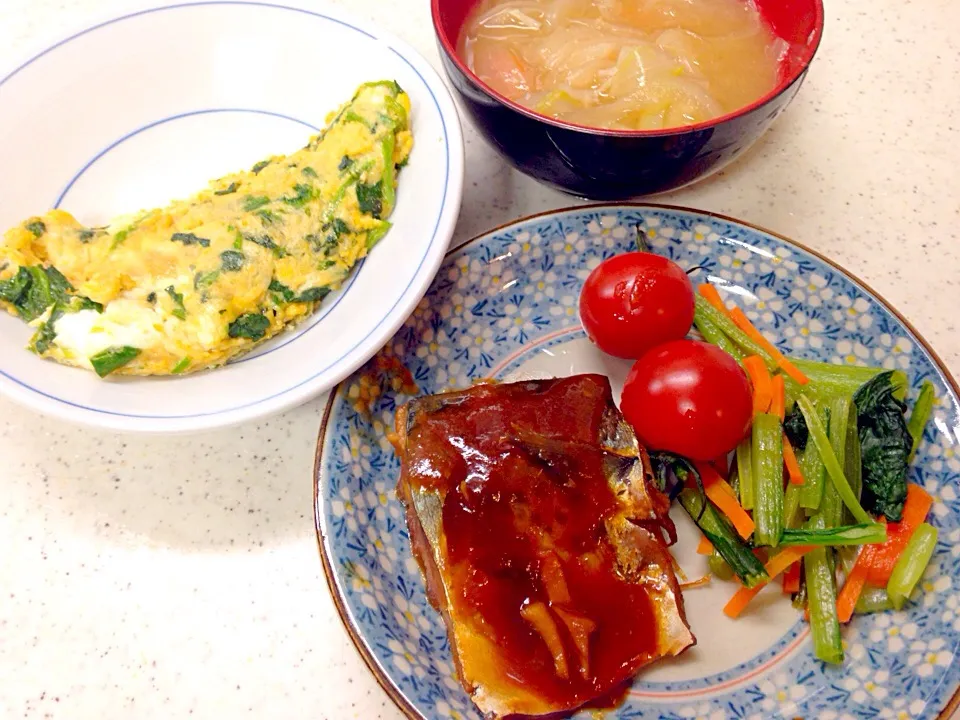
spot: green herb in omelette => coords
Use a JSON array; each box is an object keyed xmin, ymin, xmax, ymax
[
  {"xmin": 0, "ymin": 265, "xmax": 75, "ymax": 322},
  {"xmin": 324, "ymin": 218, "xmax": 350, "ymax": 239},
  {"xmin": 45, "ymin": 266, "xmax": 73, "ymax": 295},
  {"xmin": 0, "ymin": 267, "xmax": 31, "ymax": 305},
  {"xmin": 366, "ymin": 221, "xmax": 392, "ymax": 250},
  {"xmin": 228, "ymin": 312, "xmax": 270, "ymax": 341},
  {"xmin": 356, "ymin": 180, "xmax": 384, "ymax": 219},
  {"xmin": 380, "ymin": 134, "xmax": 396, "ymax": 214},
  {"xmin": 257, "ymin": 209, "xmax": 280, "ymax": 225},
  {"xmin": 0, "ymin": 79, "xmax": 412, "ymax": 379},
  {"xmin": 343, "ymin": 110, "xmax": 372, "ymax": 129},
  {"xmin": 268, "ymin": 279, "xmax": 295, "ymax": 304},
  {"xmin": 90, "ymin": 346, "xmax": 141, "ymax": 378},
  {"xmin": 219, "ymin": 250, "xmax": 245, "ymax": 273},
  {"xmin": 194, "ymin": 270, "xmax": 219, "ymax": 290},
  {"xmin": 282, "ymin": 183, "xmax": 315, "ymax": 208},
  {"xmin": 242, "ymin": 195, "xmax": 271, "ymax": 211},
  {"xmin": 243, "ymin": 233, "xmax": 288, "ymax": 258},
  {"xmin": 70, "ymin": 296, "xmax": 103, "ymax": 313},
  {"xmin": 110, "ymin": 228, "xmax": 130, "ymax": 250},
  {"xmin": 171, "ymin": 232, "xmax": 211, "ymax": 248},
  {"xmin": 29, "ymin": 303, "xmax": 65, "ymax": 354},
  {"xmin": 25, "ymin": 220, "xmax": 46, "ymax": 237},
  {"xmin": 29, "ymin": 295, "xmax": 103, "ymax": 355},
  {"xmin": 309, "ymin": 218, "xmax": 350, "ymax": 253},
  {"xmin": 165, "ymin": 286, "xmax": 187, "ymax": 320},
  {"xmin": 295, "ymin": 287, "xmax": 331, "ymax": 303}
]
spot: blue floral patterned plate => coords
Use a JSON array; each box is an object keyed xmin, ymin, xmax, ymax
[{"xmin": 314, "ymin": 205, "xmax": 960, "ymax": 720}]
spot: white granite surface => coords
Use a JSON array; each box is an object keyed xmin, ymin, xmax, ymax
[{"xmin": 0, "ymin": 0, "xmax": 958, "ymax": 718}]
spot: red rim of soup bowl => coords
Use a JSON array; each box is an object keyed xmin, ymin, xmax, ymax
[{"xmin": 431, "ymin": 0, "xmax": 826, "ymax": 138}]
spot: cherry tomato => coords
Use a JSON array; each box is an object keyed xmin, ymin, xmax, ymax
[
  {"xmin": 579, "ymin": 251, "xmax": 694, "ymax": 360},
  {"xmin": 620, "ymin": 339, "xmax": 752, "ymax": 460}
]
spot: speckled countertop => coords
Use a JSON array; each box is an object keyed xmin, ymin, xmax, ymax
[{"xmin": 1, "ymin": 0, "xmax": 958, "ymax": 718}]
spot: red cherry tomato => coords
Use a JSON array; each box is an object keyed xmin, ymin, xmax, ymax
[
  {"xmin": 620, "ymin": 339, "xmax": 752, "ymax": 461},
  {"xmin": 579, "ymin": 251, "xmax": 694, "ymax": 360}
]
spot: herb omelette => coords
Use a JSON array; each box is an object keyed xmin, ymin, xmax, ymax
[{"xmin": 0, "ymin": 80, "xmax": 413, "ymax": 377}]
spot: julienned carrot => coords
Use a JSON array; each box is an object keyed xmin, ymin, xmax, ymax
[
  {"xmin": 707, "ymin": 482, "xmax": 756, "ymax": 539},
  {"xmin": 743, "ymin": 355, "xmax": 773, "ymax": 414},
  {"xmin": 698, "ymin": 283, "xmax": 729, "ymax": 315},
  {"xmin": 723, "ymin": 584, "xmax": 763, "ymax": 617},
  {"xmin": 767, "ymin": 546, "xmax": 814, "ymax": 578},
  {"xmin": 724, "ymin": 546, "xmax": 815, "ymax": 617},
  {"xmin": 695, "ymin": 461, "xmax": 756, "ymax": 540},
  {"xmin": 837, "ymin": 547, "xmax": 873, "ymax": 623},
  {"xmin": 770, "ymin": 374, "xmax": 786, "ymax": 420},
  {"xmin": 783, "ymin": 436, "xmax": 806, "ymax": 486},
  {"xmin": 728, "ymin": 307, "xmax": 810, "ymax": 386},
  {"xmin": 697, "ymin": 535, "xmax": 714, "ymax": 555},
  {"xmin": 865, "ymin": 485, "xmax": 934, "ymax": 586},
  {"xmin": 782, "ymin": 561, "xmax": 802, "ymax": 594},
  {"xmin": 718, "ymin": 477, "xmax": 739, "ymax": 499}
]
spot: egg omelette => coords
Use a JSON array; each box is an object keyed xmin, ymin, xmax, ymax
[{"xmin": 0, "ymin": 80, "xmax": 413, "ymax": 378}]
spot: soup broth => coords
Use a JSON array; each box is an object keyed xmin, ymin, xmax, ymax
[{"xmin": 459, "ymin": 0, "xmax": 788, "ymax": 131}]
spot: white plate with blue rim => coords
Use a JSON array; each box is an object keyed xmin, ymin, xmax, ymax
[
  {"xmin": 314, "ymin": 204, "xmax": 960, "ymax": 720},
  {"xmin": 0, "ymin": 0, "xmax": 464, "ymax": 433}
]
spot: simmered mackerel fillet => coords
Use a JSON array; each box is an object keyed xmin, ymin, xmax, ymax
[
  {"xmin": 395, "ymin": 375, "xmax": 695, "ymax": 719},
  {"xmin": 0, "ymin": 81, "xmax": 412, "ymax": 377}
]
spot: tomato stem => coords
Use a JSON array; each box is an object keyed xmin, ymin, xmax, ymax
[{"xmin": 635, "ymin": 224, "xmax": 652, "ymax": 253}]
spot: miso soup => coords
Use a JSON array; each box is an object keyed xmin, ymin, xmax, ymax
[{"xmin": 459, "ymin": 0, "xmax": 788, "ymax": 131}]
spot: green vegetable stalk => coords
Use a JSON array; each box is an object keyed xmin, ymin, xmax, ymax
[
  {"xmin": 791, "ymin": 359, "xmax": 903, "ymax": 401},
  {"xmin": 798, "ymin": 404, "xmax": 826, "ymax": 511},
  {"xmin": 855, "ymin": 587, "xmax": 894, "ymax": 614},
  {"xmin": 887, "ymin": 523, "xmax": 938, "ymax": 610},
  {"xmin": 780, "ymin": 523, "xmax": 887, "ymax": 547},
  {"xmin": 693, "ymin": 295, "xmax": 778, "ymax": 371},
  {"xmin": 843, "ymin": 397, "xmax": 863, "ymax": 524},
  {"xmin": 677, "ymin": 488, "xmax": 769, "ymax": 588},
  {"xmin": 752, "ymin": 413, "xmax": 784, "ymax": 546},
  {"xmin": 708, "ymin": 551, "xmax": 735, "ymax": 581},
  {"xmin": 820, "ymin": 396, "xmax": 853, "ymax": 529},
  {"xmin": 784, "ymin": 483, "xmax": 804, "ymax": 529},
  {"xmin": 804, "ymin": 518, "xmax": 843, "ymax": 664},
  {"xmin": 736, "ymin": 437, "xmax": 755, "ymax": 511},
  {"xmin": 797, "ymin": 396, "xmax": 872, "ymax": 524},
  {"xmin": 693, "ymin": 311, "xmax": 742, "ymax": 360},
  {"xmin": 907, "ymin": 381, "xmax": 936, "ymax": 460}
]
